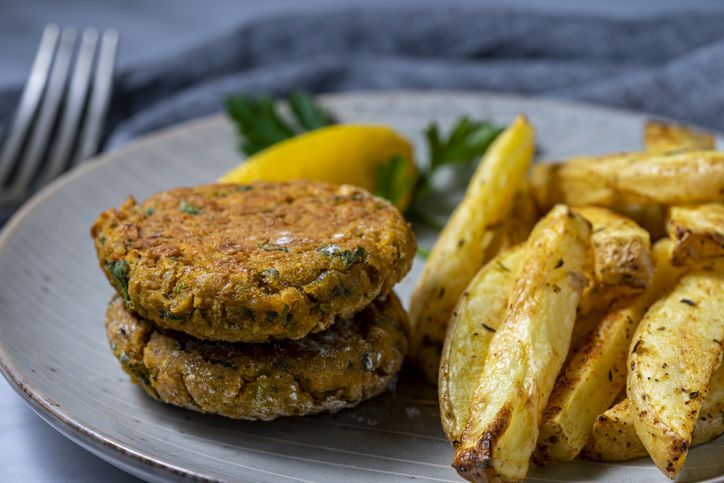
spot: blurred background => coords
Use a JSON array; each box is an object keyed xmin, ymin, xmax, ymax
[
  {"xmin": 2, "ymin": 0, "xmax": 724, "ymax": 481},
  {"xmin": 4, "ymin": 0, "xmax": 724, "ymax": 152}
]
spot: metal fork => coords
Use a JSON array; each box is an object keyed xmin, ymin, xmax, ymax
[{"xmin": 0, "ymin": 24, "xmax": 118, "ymax": 214}]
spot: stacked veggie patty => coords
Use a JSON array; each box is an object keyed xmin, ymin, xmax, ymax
[{"xmin": 91, "ymin": 180, "xmax": 416, "ymax": 420}]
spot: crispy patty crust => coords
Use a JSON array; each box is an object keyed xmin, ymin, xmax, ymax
[
  {"xmin": 92, "ymin": 181, "xmax": 415, "ymax": 342},
  {"xmin": 106, "ymin": 293, "xmax": 409, "ymax": 420}
]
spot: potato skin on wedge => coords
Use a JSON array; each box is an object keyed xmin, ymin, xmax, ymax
[
  {"xmin": 667, "ymin": 203, "xmax": 724, "ymax": 265},
  {"xmin": 575, "ymin": 206, "xmax": 653, "ymax": 290},
  {"xmin": 439, "ymin": 245, "xmax": 526, "ymax": 442},
  {"xmin": 627, "ymin": 267, "xmax": 724, "ymax": 478},
  {"xmin": 453, "ymin": 205, "xmax": 591, "ymax": 482}
]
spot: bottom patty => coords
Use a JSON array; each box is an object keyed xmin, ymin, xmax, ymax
[{"xmin": 106, "ymin": 293, "xmax": 409, "ymax": 421}]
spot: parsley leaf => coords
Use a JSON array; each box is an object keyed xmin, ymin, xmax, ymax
[
  {"xmin": 226, "ymin": 91, "xmax": 333, "ymax": 156},
  {"xmin": 426, "ymin": 118, "xmax": 502, "ymax": 170},
  {"xmin": 374, "ymin": 155, "xmax": 418, "ymax": 206},
  {"xmin": 288, "ymin": 90, "xmax": 333, "ymax": 130}
]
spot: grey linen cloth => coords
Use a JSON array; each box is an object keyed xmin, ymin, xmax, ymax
[{"xmin": 3, "ymin": 4, "xmax": 724, "ymax": 150}]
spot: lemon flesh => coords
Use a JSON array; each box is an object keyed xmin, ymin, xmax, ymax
[{"xmin": 220, "ymin": 124, "xmax": 416, "ymax": 209}]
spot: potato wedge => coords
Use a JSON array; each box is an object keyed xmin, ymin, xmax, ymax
[
  {"xmin": 536, "ymin": 300, "xmax": 640, "ymax": 463},
  {"xmin": 582, "ymin": 399, "xmax": 649, "ymax": 461},
  {"xmin": 574, "ymin": 206, "xmax": 653, "ymax": 319},
  {"xmin": 453, "ymin": 205, "xmax": 590, "ymax": 482},
  {"xmin": 531, "ymin": 151, "xmax": 724, "ymax": 210},
  {"xmin": 410, "ymin": 115, "xmax": 535, "ymax": 383},
  {"xmin": 582, "ymin": 360, "xmax": 724, "ymax": 461},
  {"xmin": 535, "ymin": 239, "xmax": 679, "ymax": 462},
  {"xmin": 667, "ymin": 204, "xmax": 724, "ymax": 265},
  {"xmin": 628, "ymin": 268, "xmax": 724, "ymax": 478},
  {"xmin": 439, "ymin": 245, "xmax": 526, "ymax": 442},
  {"xmin": 576, "ymin": 206, "xmax": 653, "ymax": 289},
  {"xmin": 644, "ymin": 120, "xmax": 715, "ymax": 154},
  {"xmin": 529, "ymin": 152, "xmax": 645, "ymax": 211},
  {"xmin": 613, "ymin": 121, "xmax": 716, "ymax": 239}
]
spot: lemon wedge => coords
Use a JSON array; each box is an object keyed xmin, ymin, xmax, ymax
[{"xmin": 219, "ymin": 124, "xmax": 416, "ymax": 209}]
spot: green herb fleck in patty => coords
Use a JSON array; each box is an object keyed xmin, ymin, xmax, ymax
[
  {"xmin": 179, "ymin": 201, "xmax": 202, "ymax": 215},
  {"xmin": 108, "ymin": 260, "xmax": 131, "ymax": 309},
  {"xmin": 318, "ymin": 244, "xmax": 366, "ymax": 268},
  {"xmin": 159, "ymin": 310, "xmax": 185, "ymax": 321},
  {"xmin": 262, "ymin": 268, "xmax": 280, "ymax": 279}
]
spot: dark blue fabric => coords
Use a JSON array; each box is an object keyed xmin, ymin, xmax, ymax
[{"xmin": 4, "ymin": 4, "xmax": 724, "ymax": 150}]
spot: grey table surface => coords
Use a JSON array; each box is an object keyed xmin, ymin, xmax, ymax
[{"xmin": 2, "ymin": 0, "xmax": 724, "ymax": 482}]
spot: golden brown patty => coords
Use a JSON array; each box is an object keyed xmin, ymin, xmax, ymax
[
  {"xmin": 106, "ymin": 293, "xmax": 409, "ymax": 420},
  {"xmin": 92, "ymin": 181, "xmax": 415, "ymax": 342}
]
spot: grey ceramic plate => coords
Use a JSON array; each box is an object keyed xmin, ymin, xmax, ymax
[{"xmin": 0, "ymin": 92, "xmax": 722, "ymax": 483}]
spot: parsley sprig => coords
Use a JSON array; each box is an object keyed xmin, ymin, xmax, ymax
[
  {"xmin": 226, "ymin": 91, "xmax": 503, "ymax": 231},
  {"xmin": 370, "ymin": 117, "xmax": 502, "ymax": 230},
  {"xmin": 226, "ymin": 90, "xmax": 333, "ymax": 155}
]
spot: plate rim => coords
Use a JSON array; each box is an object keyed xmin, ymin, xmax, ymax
[{"xmin": 0, "ymin": 89, "xmax": 720, "ymax": 482}]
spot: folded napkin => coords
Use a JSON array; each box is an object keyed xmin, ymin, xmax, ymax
[{"xmin": 3, "ymin": 5, "xmax": 724, "ymax": 155}]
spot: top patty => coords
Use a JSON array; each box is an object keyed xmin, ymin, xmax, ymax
[{"xmin": 91, "ymin": 181, "xmax": 415, "ymax": 342}]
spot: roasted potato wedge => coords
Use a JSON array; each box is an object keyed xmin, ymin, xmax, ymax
[
  {"xmin": 531, "ymin": 151, "xmax": 724, "ymax": 210},
  {"xmin": 535, "ymin": 239, "xmax": 679, "ymax": 462},
  {"xmin": 529, "ymin": 152, "xmax": 648, "ymax": 211},
  {"xmin": 536, "ymin": 300, "xmax": 640, "ymax": 463},
  {"xmin": 574, "ymin": 206, "xmax": 653, "ymax": 318},
  {"xmin": 410, "ymin": 115, "xmax": 535, "ymax": 383},
  {"xmin": 453, "ymin": 205, "xmax": 590, "ymax": 482},
  {"xmin": 644, "ymin": 120, "xmax": 715, "ymax": 154},
  {"xmin": 439, "ymin": 245, "xmax": 526, "ymax": 442},
  {"xmin": 601, "ymin": 150, "xmax": 724, "ymax": 204},
  {"xmin": 583, "ymin": 359, "xmax": 724, "ymax": 462},
  {"xmin": 628, "ymin": 267, "xmax": 724, "ymax": 478},
  {"xmin": 667, "ymin": 203, "xmax": 724, "ymax": 265},
  {"xmin": 614, "ymin": 121, "xmax": 716, "ymax": 239},
  {"xmin": 576, "ymin": 206, "xmax": 653, "ymax": 290}
]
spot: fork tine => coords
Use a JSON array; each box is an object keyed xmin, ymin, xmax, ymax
[
  {"xmin": 75, "ymin": 29, "xmax": 118, "ymax": 163},
  {"xmin": 3, "ymin": 27, "xmax": 77, "ymax": 202},
  {"xmin": 37, "ymin": 28, "xmax": 99, "ymax": 188},
  {"xmin": 0, "ymin": 25, "xmax": 59, "ymax": 187}
]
